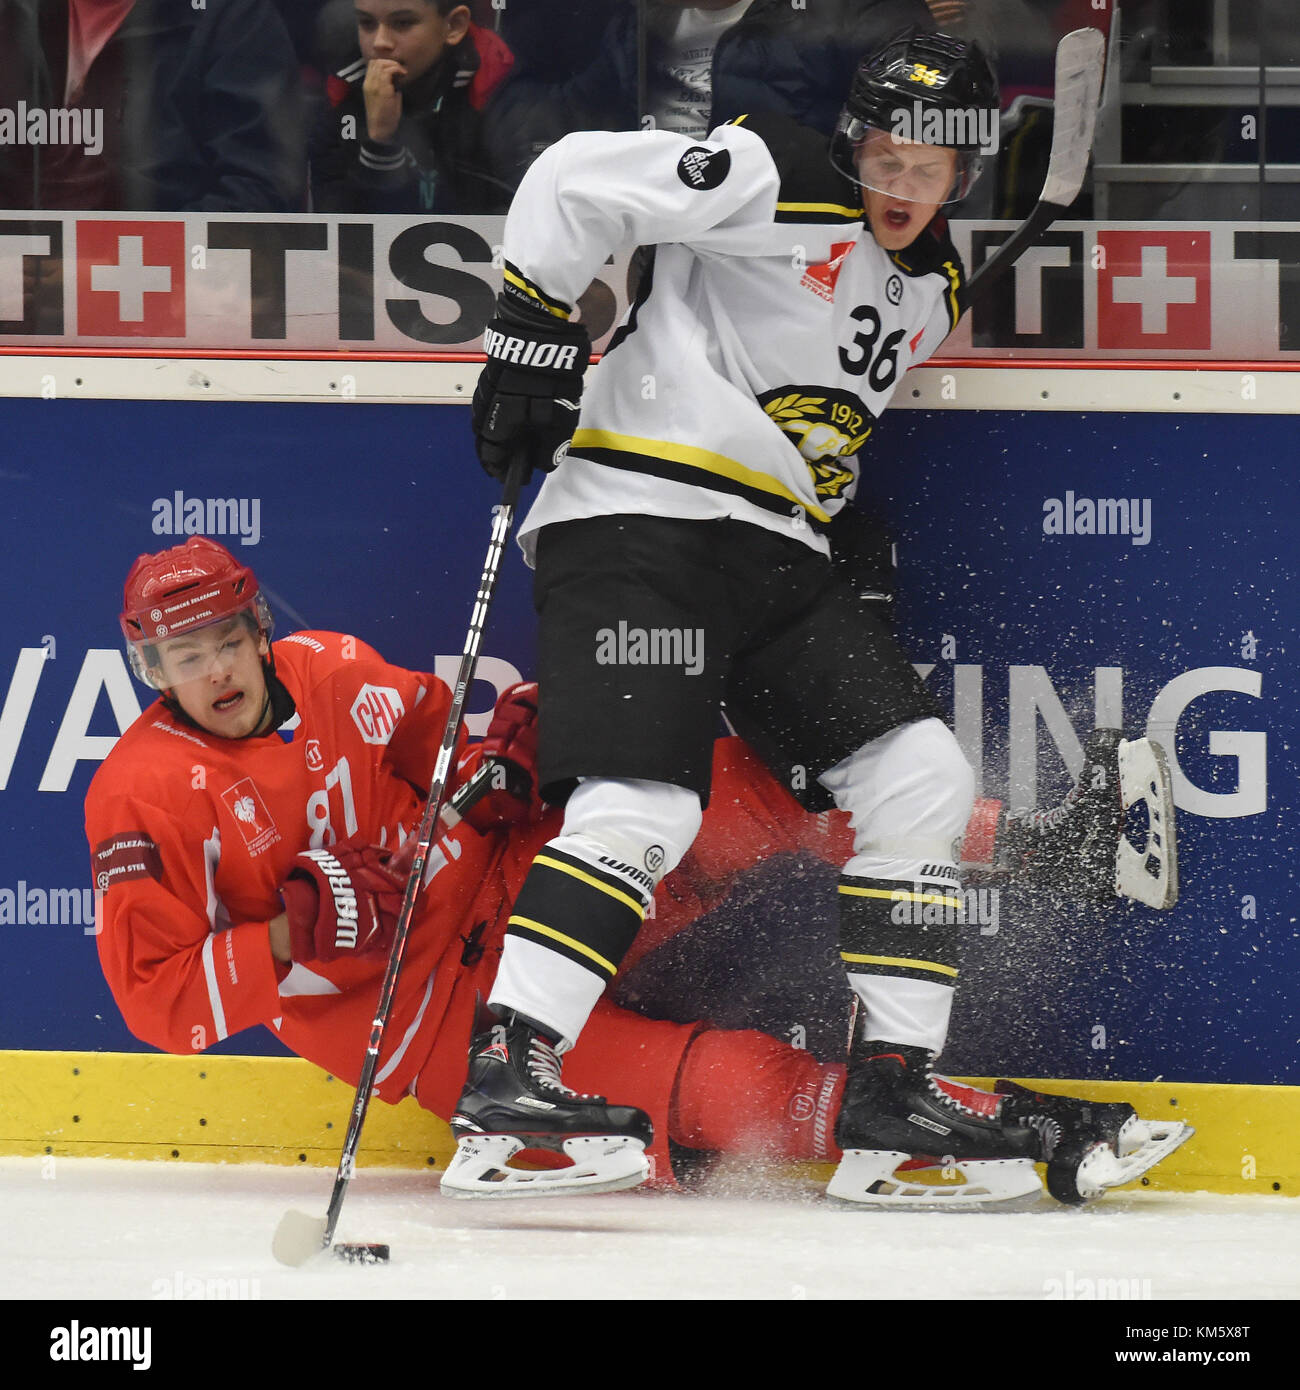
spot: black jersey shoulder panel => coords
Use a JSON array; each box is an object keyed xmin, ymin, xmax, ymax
[{"xmin": 729, "ymin": 112, "xmax": 863, "ymax": 225}]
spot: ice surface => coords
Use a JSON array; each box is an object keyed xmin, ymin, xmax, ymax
[{"xmin": 3, "ymin": 1156, "xmax": 1297, "ymax": 1301}]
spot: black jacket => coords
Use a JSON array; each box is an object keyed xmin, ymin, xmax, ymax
[
  {"xmin": 494, "ymin": 0, "xmax": 934, "ymax": 186},
  {"xmin": 309, "ymin": 24, "xmax": 515, "ymax": 215},
  {"xmin": 0, "ymin": 0, "xmax": 304, "ymax": 211}
]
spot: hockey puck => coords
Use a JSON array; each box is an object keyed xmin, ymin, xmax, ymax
[{"xmin": 333, "ymin": 1243, "xmax": 390, "ymax": 1264}]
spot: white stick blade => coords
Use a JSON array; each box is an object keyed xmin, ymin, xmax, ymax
[
  {"xmin": 272, "ymin": 1209, "xmax": 329, "ymax": 1267},
  {"xmin": 1042, "ymin": 27, "xmax": 1105, "ymax": 209}
]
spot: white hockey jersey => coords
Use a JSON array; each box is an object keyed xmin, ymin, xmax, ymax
[{"xmin": 503, "ymin": 113, "xmax": 967, "ymax": 562}]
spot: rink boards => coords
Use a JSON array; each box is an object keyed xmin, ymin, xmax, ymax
[
  {"xmin": 0, "ymin": 364, "xmax": 1295, "ymax": 1193},
  {"xmin": 0, "ymin": 1049, "xmax": 1296, "ymax": 1197}
]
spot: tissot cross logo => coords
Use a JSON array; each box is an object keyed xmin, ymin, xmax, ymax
[
  {"xmin": 76, "ymin": 220, "xmax": 186, "ymax": 336},
  {"xmin": 1096, "ymin": 231, "xmax": 1210, "ymax": 349}
]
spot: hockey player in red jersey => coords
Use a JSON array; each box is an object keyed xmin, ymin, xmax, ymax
[
  {"xmin": 86, "ymin": 536, "xmax": 902, "ymax": 1191},
  {"xmin": 462, "ymin": 26, "xmax": 1189, "ymax": 1205}
]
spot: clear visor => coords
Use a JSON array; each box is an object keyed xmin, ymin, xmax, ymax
[
  {"xmin": 833, "ymin": 118, "xmax": 983, "ymax": 204},
  {"xmin": 126, "ymin": 600, "xmax": 272, "ymax": 689}
]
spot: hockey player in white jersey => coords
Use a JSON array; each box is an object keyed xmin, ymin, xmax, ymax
[{"xmin": 455, "ymin": 28, "xmax": 1188, "ymax": 1207}]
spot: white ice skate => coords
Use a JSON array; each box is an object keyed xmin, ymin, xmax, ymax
[
  {"xmin": 1115, "ymin": 737, "xmax": 1178, "ymax": 909},
  {"xmin": 827, "ymin": 1151, "xmax": 1044, "ymax": 1209},
  {"xmin": 442, "ymin": 1015, "xmax": 654, "ymax": 1199},
  {"xmin": 440, "ymin": 1132, "xmax": 650, "ymax": 1199},
  {"xmin": 1044, "ymin": 1113, "xmax": 1194, "ymax": 1203},
  {"xmin": 829, "ymin": 1048, "xmax": 1196, "ymax": 1210},
  {"xmin": 996, "ymin": 730, "xmax": 1180, "ymax": 910}
]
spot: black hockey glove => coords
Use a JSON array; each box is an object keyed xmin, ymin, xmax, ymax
[{"xmin": 472, "ymin": 293, "xmax": 591, "ymax": 482}]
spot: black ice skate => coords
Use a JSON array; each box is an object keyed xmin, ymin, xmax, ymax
[
  {"xmin": 827, "ymin": 1040, "xmax": 1194, "ymax": 1208},
  {"xmin": 828, "ymin": 1041, "xmax": 1045, "ymax": 1208},
  {"xmin": 441, "ymin": 1014, "xmax": 653, "ymax": 1199},
  {"xmin": 994, "ymin": 1079, "xmax": 1193, "ymax": 1205},
  {"xmin": 1003, "ymin": 729, "xmax": 1178, "ymax": 909}
]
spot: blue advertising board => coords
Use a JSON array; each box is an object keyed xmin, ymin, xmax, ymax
[{"xmin": 0, "ymin": 395, "xmax": 1293, "ymax": 1084}]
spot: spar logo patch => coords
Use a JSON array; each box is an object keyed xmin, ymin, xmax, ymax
[
  {"xmin": 677, "ymin": 146, "xmax": 730, "ymax": 191},
  {"xmin": 221, "ymin": 778, "xmax": 281, "ymax": 855},
  {"xmin": 93, "ymin": 833, "xmax": 162, "ymax": 891},
  {"xmin": 801, "ymin": 242, "xmax": 855, "ymax": 302}
]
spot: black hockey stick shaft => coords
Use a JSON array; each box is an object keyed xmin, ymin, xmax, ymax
[
  {"xmin": 319, "ymin": 458, "xmax": 527, "ymax": 1252},
  {"xmin": 966, "ymin": 198, "xmax": 1059, "ymax": 304},
  {"xmin": 966, "ymin": 27, "xmax": 1104, "ymax": 308}
]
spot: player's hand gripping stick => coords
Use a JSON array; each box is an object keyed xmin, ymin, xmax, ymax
[
  {"xmin": 472, "ymin": 293, "xmax": 590, "ymax": 483},
  {"xmin": 272, "ymin": 458, "xmax": 529, "ymax": 1267}
]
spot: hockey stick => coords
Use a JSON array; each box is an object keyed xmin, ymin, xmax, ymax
[
  {"xmin": 966, "ymin": 27, "xmax": 1105, "ymax": 306},
  {"xmin": 273, "ymin": 457, "xmax": 529, "ymax": 1268}
]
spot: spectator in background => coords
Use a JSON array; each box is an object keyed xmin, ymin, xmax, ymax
[
  {"xmin": 272, "ymin": 0, "xmax": 339, "ymax": 63},
  {"xmin": 486, "ymin": 0, "xmax": 609, "ymax": 84},
  {"xmin": 491, "ymin": 0, "xmax": 933, "ymax": 189},
  {"xmin": 0, "ymin": 0, "xmax": 304, "ymax": 211},
  {"xmin": 309, "ymin": 0, "xmax": 514, "ymax": 213}
]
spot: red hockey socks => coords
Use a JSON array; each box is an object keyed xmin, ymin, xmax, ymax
[{"xmin": 669, "ymin": 1028, "xmax": 845, "ymax": 1162}]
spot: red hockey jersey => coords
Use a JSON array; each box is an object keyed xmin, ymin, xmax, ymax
[{"xmin": 85, "ymin": 632, "xmax": 510, "ymax": 1103}]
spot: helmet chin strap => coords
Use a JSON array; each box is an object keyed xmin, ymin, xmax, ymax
[{"xmin": 249, "ymin": 686, "xmax": 276, "ymax": 738}]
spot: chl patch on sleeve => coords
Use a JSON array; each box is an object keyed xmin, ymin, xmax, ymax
[
  {"xmin": 94, "ymin": 833, "xmax": 162, "ymax": 890},
  {"xmin": 677, "ymin": 146, "xmax": 731, "ymax": 191}
]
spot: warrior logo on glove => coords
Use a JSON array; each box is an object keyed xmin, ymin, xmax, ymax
[
  {"xmin": 298, "ymin": 848, "xmax": 361, "ymax": 951},
  {"xmin": 471, "ymin": 275, "xmax": 591, "ymax": 483},
  {"xmin": 280, "ymin": 838, "xmax": 408, "ymax": 964},
  {"xmin": 481, "ymin": 327, "xmax": 584, "ymax": 373}
]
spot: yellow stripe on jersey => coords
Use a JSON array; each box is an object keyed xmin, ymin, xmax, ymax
[
  {"xmin": 838, "ymin": 885, "xmax": 965, "ymax": 910},
  {"xmin": 941, "ymin": 259, "xmax": 963, "ymax": 331},
  {"xmin": 501, "ymin": 267, "xmax": 571, "ymax": 319},
  {"xmin": 532, "ymin": 854, "xmax": 647, "ymax": 918},
  {"xmin": 508, "ymin": 915, "xmax": 618, "ymax": 976},
  {"xmin": 839, "ymin": 952, "xmax": 960, "ymax": 978},
  {"xmin": 570, "ymin": 428, "xmax": 833, "ymax": 524},
  {"xmin": 776, "ymin": 200, "xmax": 863, "ymax": 221}
]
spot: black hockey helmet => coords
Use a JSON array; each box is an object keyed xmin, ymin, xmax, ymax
[{"xmin": 832, "ymin": 28, "xmax": 1000, "ymax": 204}]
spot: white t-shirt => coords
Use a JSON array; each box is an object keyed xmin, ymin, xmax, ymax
[{"xmin": 651, "ymin": 1, "xmax": 757, "ymax": 139}]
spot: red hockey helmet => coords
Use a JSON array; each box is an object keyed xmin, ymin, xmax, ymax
[{"xmin": 119, "ymin": 537, "xmax": 273, "ymax": 687}]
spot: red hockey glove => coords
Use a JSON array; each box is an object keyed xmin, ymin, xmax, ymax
[
  {"xmin": 462, "ymin": 681, "xmax": 542, "ymax": 831},
  {"xmin": 279, "ymin": 840, "xmax": 407, "ymax": 964}
]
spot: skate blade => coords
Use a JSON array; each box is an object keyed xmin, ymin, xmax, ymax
[
  {"xmin": 1116, "ymin": 738, "xmax": 1179, "ymax": 909},
  {"xmin": 1072, "ymin": 1120, "xmax": 1195, "ymax": 1200},
  {"xmin": 439, "ymin": 1133, "xmax": 650, "ymax": 1199},
  {"xmin": 826, "ymin": 1150, "xmax": 1043, "ymax": 1210}
]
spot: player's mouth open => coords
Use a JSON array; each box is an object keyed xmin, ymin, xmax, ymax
[
  {"xmin": 885, "ymin": 208, "xmax": 911, "ymax": 229},
  {"xmin": 213, "ymin": 691, "xmax": 243, "ymax": 713}
]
